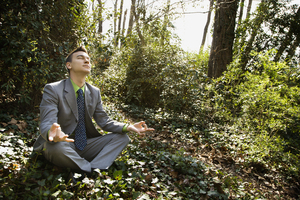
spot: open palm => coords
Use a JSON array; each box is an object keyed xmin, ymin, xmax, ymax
[{"xmin": 127, "ymin": 121, "xmax": 154, "ymax": 137}]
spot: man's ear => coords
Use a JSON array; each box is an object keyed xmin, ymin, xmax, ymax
[{"xmin": 66, "ymin": 62, "xmax": 71, "ymax": 70}]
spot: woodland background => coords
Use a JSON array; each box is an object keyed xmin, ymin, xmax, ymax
[{"xmin": 0, "ymin": 0, "xmax": 300, "ymax": 199}]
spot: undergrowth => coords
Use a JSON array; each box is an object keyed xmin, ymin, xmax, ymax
[
  {"xmin": 1, "ymin": 97, "xmax": 299, "ymax": 199},
  {"xmin": 0, "ymin": 111, "xmax": 231, "ymax": 200}
]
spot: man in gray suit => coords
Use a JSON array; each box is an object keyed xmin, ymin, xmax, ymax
[{"xmin": 33, "ymin": 46, "xmax": 154, "ymax": 175}]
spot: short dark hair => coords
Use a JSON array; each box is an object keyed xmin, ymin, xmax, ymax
[
  {"xmin": 66, "ymin": 46, "xmax": 88, "ymax": 74},
  {"xmin": 66, "ymin": 46, "xmax": 88, "ymax": 63}
]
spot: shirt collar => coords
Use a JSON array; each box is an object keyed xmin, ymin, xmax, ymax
[{"xmin": 70, "ymin": 78, "xmax": 85, "ymax": 95}]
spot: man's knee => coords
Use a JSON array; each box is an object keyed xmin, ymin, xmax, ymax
[
  {"xmin": 43, "ymin": 141, "xmax": 91, "ymax": 172},
  {"xmin": 124, "ymin": 134, "xmax": 130, "ymax": 144},
  {"xmin": 43, "ymin": 141, "xmax": 71, "ymax": 160},
  {"xmin": 116, "ymin": 133, "xmax": 130, "ymax": 145}
]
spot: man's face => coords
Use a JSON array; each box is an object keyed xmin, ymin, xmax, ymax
[{"xmin": 66, "ymin": 51, "xmax": 91, "ymax": 75}]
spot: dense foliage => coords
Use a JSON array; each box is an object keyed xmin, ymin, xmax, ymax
[
  {"xmin": 1, "ymin": 0, "xmax": 300, "ymax": 199},
  {"xmin": 1, "ymin": 93, "xmax": 299, "ymax": 199},
  {"xmin": 235, "ymin": 0, "xmax": 300, "ymax": 69},
  {"xmin": 0, "ymin": 0, "xmax": 88, "ymax": 112},
  {"xmin": 207, "ymin": 50, "xmax": 300, "ymax": 176},
  {"xmin": 91, "ymin": 18, "xmax": 210, "ymax": 119},
  {"xmin": 96, "ymin": 45, "xmax": 300, "ymax": 176}
]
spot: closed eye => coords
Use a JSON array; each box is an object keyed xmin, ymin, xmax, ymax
[{"xmin": 77, "ymin": 55, "xmax": 90, "ymax": 61}]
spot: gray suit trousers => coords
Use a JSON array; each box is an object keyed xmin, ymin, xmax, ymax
[{"xmin": 43, "ymin": 133, "xmax": 130, "ymax": 173}]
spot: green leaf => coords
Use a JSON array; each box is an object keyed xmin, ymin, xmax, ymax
[
  {"xmin": 199, "ymin": 189, "xmax": 206, "ymax": 194},
  {"xmin": 43, "ymin": 190, "xmax": 51, "ymax": 196},
  {"xmin": 61, "ymin": 190, "xmax": 74, "ymax": 198},
  {"xmin": 207, "ymin": 190, "xmax": 219, "ymax": 197},
  {"xmin": 37, "ymin": 179, "xmax": 45, "ymax": 187},
  {"xmin": 133, "ymin": 191, "xmax": 141, "ymax": 199},
  {"xmin": 113, "ymin": 170, "xmax": 123, "ymax": 180}
]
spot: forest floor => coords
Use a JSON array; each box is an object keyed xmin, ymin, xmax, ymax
[
  {"xmin": 0, "ymin": 106, "xmax": 299, "ymax": 199},
  {"xmin": 144, "ymin": 128, "xmax": 300, "ymax": 199}
]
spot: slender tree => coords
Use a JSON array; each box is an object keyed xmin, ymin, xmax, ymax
[
  {"xmin": 134, "ymin": 0, "xmax": 145, "ymax": 46},
  {"xmin": 238, "ymin": 0, "xmax": 245, "ymax": 24},
  {"xmin": 113, "ymin": 0, "xmax": 118, "ymax": 46},
  {"xmin": 161, "ymin": 0, "xmax": 171, "ymax": 46},
  {"xmin": 97, "ymin": 0, "xmax": 103, "ymax": 34},
  {"xmin": 246, "ymin": 0, "xmax": 253, "ymax": 19},
  {"xmin": 274, "ymin": 7, "xmax": 300, "ymax": 62},
  {"xmin": 126, "ymin": 0, "xmax": 136, "ymax": 37},
  {"xmin": 115, "ymin": 0, "xmax": 124, "ymax": 47},
  {"xmin": 120, "ymin": 9, "xmax": 128, "ymax": 46},
  {"xmin": 200, "ymin": 0, "xmax": 214, "ymax": 52},
  {"xmin": 239, "ymin": 0, "xmax": 268, "ymax": 70},
  {"xmin": 118, "ymin": 0, "xmax": 124, "ymax": 34}
]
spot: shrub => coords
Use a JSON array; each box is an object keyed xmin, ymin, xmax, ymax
[
  {"xmin": 92, "ymin": 42, "xmax": 210, "ymax": 120},
  {"xmin": 205, "ymin": 50, "xmax": 300, "ymax": 175},
  {"xmin": 0, "ymin": 0, "xmax": 88, "ymax": 113}
]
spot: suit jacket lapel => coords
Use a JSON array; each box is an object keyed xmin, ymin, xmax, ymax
[
  {"xmin": 64, "ymin": 78, "xmax": 78, "ymax": 120},
  {"xmin": 85, "ymin": 84, "xmax": 93, "ymax": 118}
]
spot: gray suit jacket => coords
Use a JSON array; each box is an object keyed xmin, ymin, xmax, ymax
[{"xmin": 33, "ymin": 78, "xmax": 125, "ymax": 151}]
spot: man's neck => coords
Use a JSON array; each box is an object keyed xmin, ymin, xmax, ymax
[{"xmin": 70, "ymin": 74, "xmax": 86, "ymax": 88}]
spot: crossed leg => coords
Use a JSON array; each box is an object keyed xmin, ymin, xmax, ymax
[{"xmin": 43, "ymin": 133, "xmax": 130, "ymax": 173}]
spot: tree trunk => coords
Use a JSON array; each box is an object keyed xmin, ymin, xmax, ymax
[
  {"xmin": 134, "ymin": 0, "xmax": 145, "ymax": 46},
  {"xmin": 238, "ymin": 0, "xmax": 245, "ymax": 24},
  {"xmin": 161, "ymin": 0, "xmax": 171, "ymax": 46},
  {"xmin": 97, "ymin": 0, "xmax": 103, "ymax": 34},
  {"xmin": 246, "ymin": 0, "xmax": 253, "ymax": 19},
  {"xmin": 235, "ymin": 0, "xmax": 245, "ymax": 34},
  {"xmin": 118, "ymin": 0, "xmax": 124, "ymax": 34},
  {"xmin": 113, "ymin": 0, "xmax": 118, "ymax": 46},
  {"xmin": 120, "ymin": 9, "xmax": 127, "ymax": 46},
  {"xmin": 208, "ymin": 0, "xmax": 239, "ymax": 78},
  {"xmin": 115, "ymin": 0, "xmax": 124, "ymax": 47},
  {"xmin": 286, "ymin": 37, "xmax": 300, "ymax": 62},
  {"xmin": 126, "ymin": 0, "xmax": 136, "ymax": 37},
  {"xmin": 274, "ymin": 30, "xmax": 293, "ymax": 62},
  {"xmin": 275, "ymin": 7, "xmax": 300, "ymax": 62},
  {"xmin": 122, "ymin": 9, "xmax": 128, "ymax": 34},
  {"xmin": 240, "ymin": 0, "xmax": 266, "ymax": 70},
  {"xmin": 200, "ymin": 0, "xmax": 214, "ymax": 52}
]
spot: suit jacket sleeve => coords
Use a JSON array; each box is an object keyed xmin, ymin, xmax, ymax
[{"xmin": 39, "ymin": 84, "xmax": 59, "ymax": 141}]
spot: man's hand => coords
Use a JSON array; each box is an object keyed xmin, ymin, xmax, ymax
[
  {"xmin": 127, "ymin": 121, "xmax": 154, "ymax": 138},
  {"xmin": 49, "ymin": 123, "xmax": 74, "ymax": 142}
]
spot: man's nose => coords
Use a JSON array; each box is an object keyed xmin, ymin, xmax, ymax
[{"xmin": 84, "ymin": 57, "xmax": 90, "ymax": 63}]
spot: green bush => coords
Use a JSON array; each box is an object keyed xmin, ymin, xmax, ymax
[
  {"xmin": 206, "ymin": 50, "xmax": 300, "ymax": 175},
  {"xmin": 89, "ymin": 13, "xmax": 209, "ymax": 119},
  {"xmin": 92, "ymin": 42, "xmax": 210, "ymax": 120},
  {"xmin": 232, "ymin": 51, "xmax": 300, "ymax": 135},
  {"xmin": 0, "ymin": 0, "xmax": 88, "ymax": 113}
]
